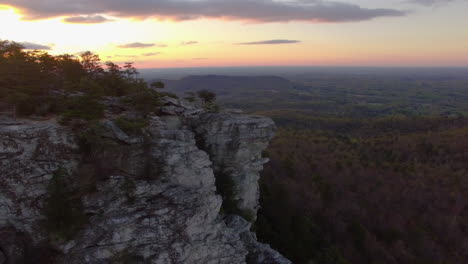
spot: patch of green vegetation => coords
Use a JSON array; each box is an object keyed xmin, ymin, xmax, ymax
[
  {"xmin": 77, "ymin": 123, "xmax": 116, "ymax": 153},
  {"xmin": 77, "ymin": 123, "xmax": 124, "ymax": 180},
  {"xmin": 43, "ymin": 168, "xmax": 87, "ymax": 241},
  {"xmin": 123, "ymin": 89, "xmax": 162, "ymax": 116},
  {"xmin": 184, "ymin": 91, "xmax": 196, "ymax": 103},
  {"xmin": 192, "ymin": 89, "xmax": 221, "ymax": 112},
  {"xmin": 114, "ymin": 117, "xmax": 148, "ymax": 136},
  {"xmin": 196, "ymin": 89, "xmax": 216, "ymax": 104},
  {"xmin": 0, "ymin": 41, "xmax": 167, "ymax": 119},
  {"xmin": 10, "ymin": 93, "xmax": 37, "ymax": 117},
  {"xmin": 159, "ymin": 91, "xmax": 179, "ymax": 99},
  {"xmin": 60, "ymin": 96, "xmax": 104, "ymax": 123},
  {"xmin": 204, "ymin": 102, "xmax": 222, "ymax": 113}
]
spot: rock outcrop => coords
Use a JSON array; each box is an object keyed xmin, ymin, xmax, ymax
[
  {"xmin": 0, "ymin": 98, "xmax": 290, "ymax": 263},
  {"xmin": 189, "ymin": 113, "xmax": 275, "ymax": 221}
]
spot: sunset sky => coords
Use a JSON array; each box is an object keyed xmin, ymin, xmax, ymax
[{"xmin": 1, "ymin": 0, "xmax": 467, "ymax": 68}]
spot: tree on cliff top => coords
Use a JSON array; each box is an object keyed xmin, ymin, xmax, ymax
[
  {"xmin": 196, "ymin": 89, "xmax": 216, "ymax": 104},
  {"xmin": 0, "ymin": 40, "xmax": 166, "ymax": 119}
]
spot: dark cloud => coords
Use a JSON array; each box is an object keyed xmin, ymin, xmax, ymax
[
  {"xmin": 406, "ymin": 0, "xmax": 457, "ymax": 5},
  {"xmin": 20, "ymin": 42, "xmax": 51, "ymax": 50},
  {"xmin": 238, "ymin": 39, "xmax": 301, "ymax": 45},
  {"xmin": 142, "ymin": 52, "xmax": 161, "ymax": 56},
  {"xmin": 181, "ymin": 41, "xmax": 198, "ymax": 46},
  {"xmin": 64, "ymin": 15, "xmax": 113, "ymax": 24},
  {"xmin": 118, "ymin": 42, "xmax": 155, "ymax": 48},
  {"xmin": 1, "ymin": 0, "xmax": 406, "ymax": 23}
]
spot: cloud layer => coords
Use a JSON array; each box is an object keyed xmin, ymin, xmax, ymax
[
  {"xmin": 406, "ymin": 0, "xmax": 457, "ymax": 5},
  {"xmin": 1, "ymin": 0, "xmax": 406, "ymax": 23},
  {"xmin": 118, "ymin": 42, "xmax": 155, "ymax": 48},
  {"xmin": 142, "ymin": 52, "xmax": 161, "ymax": 56},
  {"xmin": 238, "ymin": 39, "xmax": 301, "ymax": 45},
  {"xmin": 64, "ymin": 15, "xmax": 113, "ymax": 24},
  {"xmin": 180, "ymin": 41, "xmax": 198, "ymax": 46},
  {"xmin": 20, "ymin": 42, "xmax": 51, "ymax": 50}
]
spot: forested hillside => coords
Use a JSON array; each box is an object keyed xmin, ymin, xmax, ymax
[
  {"xmin": 256, "ymin": 116, "xmax": 468, "ymax": 264},
  {"xmin": 166, "ymin": 71, "xmax": 468, "ymax": 263},
  {"xmin": 247, "ymin": 72, "xmax": 468, "ymax": 263}
]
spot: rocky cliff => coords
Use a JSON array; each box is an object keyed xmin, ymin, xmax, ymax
[{"xmin": 0, "ymin": 97, "xmax": 290, "ymax": 264}]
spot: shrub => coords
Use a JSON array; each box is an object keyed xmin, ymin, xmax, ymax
[
  {"xmin": 77, "ymin": 123, "xmax": 122, "ymax": 179},
  {"xmin": 43, "ymin": 168, "xmax": 87, "ymax": 241},
  {"xmin": 197, "ymin": 89, "xmax": 216, "ymax": 104},
  {"xmin": 184, "ymin": 91, "xmax": 196, "ymax": 102},
  {"xmin": 114, "ymin": 117, "xmax": 148, "ymax": 135},
  {"xmin": 150, "ymin": 81, "xmax": 165, "ymax": 89},
  {"xmin": 124, "ymin": 89, "xmax": 162, "ymax": 116},
  {"xmin": 159, "ymin": 91, "xmax": 178, "ymax": 99},
  {"xmin": 60, "ymin": 95, "xmax": 104, "ymax": 122},
  {"xmin": 14, "ymin": 93, "xmax": 37, "ymax": 116},
  {"xmin": 77, "ymin": 123, "xmax": 114, "ymax": 153},
  {"xmin": 204, "ymin": 102, "xmax": 222, "ymax": 113}
]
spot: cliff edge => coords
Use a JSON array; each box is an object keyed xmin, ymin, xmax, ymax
[{"xmin": 0, "ymin": 97, "xmax": 290, "ymax": 264}]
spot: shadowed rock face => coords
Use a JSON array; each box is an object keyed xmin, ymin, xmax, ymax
[
  {"xmin": 189, "ymin": 113, "xmax": 276, "ymax": 221},
  {"xmin": 0, "ymin": 98, "xmax": 290, "ymax": 264}
]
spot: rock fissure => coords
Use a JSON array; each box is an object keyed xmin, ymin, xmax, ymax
[{"xmin": 84, "ymin": 239, "xmax": 138, "ymax": 249}]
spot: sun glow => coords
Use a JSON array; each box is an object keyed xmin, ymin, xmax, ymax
[
  {"xmin": 1, "ymin": 2, "xmax": 467, "ymax": 68},
  {"xmin": 1, "ymin": 6, "xmax": 171, "ymax": 59}
]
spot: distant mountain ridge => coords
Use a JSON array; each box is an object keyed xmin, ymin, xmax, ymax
[
  {"xmin": 155, "ymin": 75, "xmax": 301, "ymax": 111},
  {"xmin": 158, "ymin": 75, "xmax": 294, "ymax": 95}
]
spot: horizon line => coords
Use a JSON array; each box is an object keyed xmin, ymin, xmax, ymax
[{"xmin": 139, "ymin": 65, "xmax": 468, "ymax": 70}]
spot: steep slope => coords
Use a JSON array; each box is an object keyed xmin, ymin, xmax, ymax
[{"xmin": 0, "ymin": 98, "xmax": 290, "ymax": 264}]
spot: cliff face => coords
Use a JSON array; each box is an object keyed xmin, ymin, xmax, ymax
[{"xmin": 0, "ymin": 98, "xmax": 290, "ymax": 264}]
